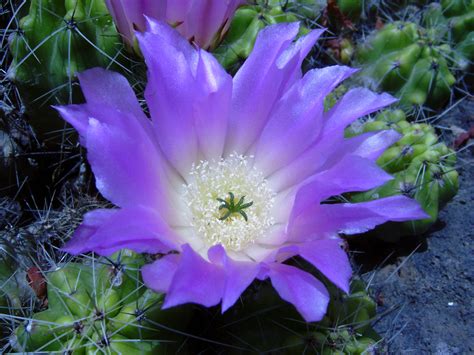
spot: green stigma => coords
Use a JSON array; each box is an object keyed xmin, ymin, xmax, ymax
[{"xmin": 217, "ymin": 192, "xmax": 254, "ymax": 222}]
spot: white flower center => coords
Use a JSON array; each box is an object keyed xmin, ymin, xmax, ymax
[{"xmin": 183, "ymin": 153, "xmax": 275, "ymax": 251}]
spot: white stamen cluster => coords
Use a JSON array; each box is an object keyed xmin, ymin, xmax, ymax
[{"xmin": 183, "ymin": 153, "xmax": 275, "ymax": 251}]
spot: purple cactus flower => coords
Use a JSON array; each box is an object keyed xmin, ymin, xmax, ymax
[
  {"xmin": 105, "ymin": 0, "xmax": 245, "ymax": 49},
  {"xmin": 56, "ymin": 20, "xmax": 427, "ymax": 322}
]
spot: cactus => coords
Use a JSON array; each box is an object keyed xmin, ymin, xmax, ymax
[
  {"xmin": 0, "ymin": 235, "xmax": 38, "ymax": 345},
  {"xmin": 278, "ymin": 279, "xmax": 379, "ymax": 354},
  {"xmin": 0, "ymin": 241, "xmax": 24, "ymax": 312},
  {"xmin": 336, "ymin": 0, "xmax": 363, "ymax": 21},
  {"xmin": 324, "ymin": 84, "xmax": 349, "ymax": 111},
  {"xmin": 213, "ymin": 0, "xmax": 310, "ymax": 72},
  {"xmin": 355, "ymin": 0, "xmax": 474, "ymax": 109},
  {"xmin": 0, "ymin": 99, "xmax": 39, "ymax": 195},
  {"xmin": 9, "ymin": 250, "xmax": 191, "ymax": 353},
  {"xmin": 330, "ymin": 1, "xmax": 429, "ymax": 24},
  {"xmin": 275, "ymin": 0, "xmax": 327, "ymax": 21},
  {"xmin": 423, "ymin": 1, "xmax": 474, "ymax": 69},
  {"xmin": 355, "ymin": 21, "xmax": 458, "ymax": 109},
  {"xmin": 325, "ymin": 36, "xmax": 356, "ymax": 65},
  {"xmin": 346, "ymin": 109, "xmax": 459, "ymax": 241},
  {"xmin": 7, "ymin": 0, "xmax": 125, "ymax": 103}
]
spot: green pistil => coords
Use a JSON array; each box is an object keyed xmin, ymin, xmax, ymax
[{"xmin": 217, "ymin": 192, "xmax": 253, "ymax": 222}]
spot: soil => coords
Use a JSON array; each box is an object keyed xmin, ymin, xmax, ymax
[{"xmin": 353, "ymin": 99, "xmax": 474, "ymax": 354}]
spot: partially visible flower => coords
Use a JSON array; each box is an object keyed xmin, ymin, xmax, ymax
[
  {"xmin": 56, "ymin": 20, "xmax": 427, "ymax": 322},
  {"xmin": 105, "ymin": 0, "xmax": 246, "ymax": 50}
]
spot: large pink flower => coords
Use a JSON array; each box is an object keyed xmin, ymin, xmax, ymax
[
  {"xmin": 105, "ymin": 0, "xmax": 245, "ymax": 49},
  {"xmin": 56, "ymin": 20, "xmax": 427, "ymax": 321}
]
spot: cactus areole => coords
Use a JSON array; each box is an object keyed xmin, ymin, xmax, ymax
[{"xmin": 56, "ymin": 20, "xmax": 427, "ymax": 322}]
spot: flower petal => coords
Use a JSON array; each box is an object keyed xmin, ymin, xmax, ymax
[
  {"xmin": 290, "ymin": 155, "xmax": 393, "ymax": 218},
  {"xmin": 226, "ymin": 24, "xmax": 321, "ymax": 154},
  {"xmin": 138, "ymin": 19, "xmax": 233, "ymax": 173},
  {"xmin": 267, "ymin": 134, "xmax": 340, "ymax": 191},
  {"xmin": 321, "ymin": 196, "xmax": 429, "ymax": 235},
  {"xmin": 163, "ymin": 245, "xmax": 225, "ymax": 308},
  {"xmin": 61, "ymin": 209, "xmax": 116, "ymax": 254},
  {"xmin": 339, "ymin": 130, "xmax": 402, "ymax": 161},
  {"xmin": 105, "ymin": 0, "xmax": 166, "ymax": 46},
  {"xmin": 254, "ymin": 66, "xmax": 357, "ymax": 175},
  {"xmin": 77, "ymin": 68, "xmax": 146, "ymax": 121},
  {"xmin": 297, "ymin": 239, "xmax": 351, "ymax": 293},
  {"xmin": 56, "ymin": 69, "xmax": 183, "ymax": 221},
  {"xmin": 267, "ymin": 89, "xmax": 397, "ymax": 190},
  {"xmin": 176, "ymin": 0, "xmax": 245, "ymax": 49},
  {"xmin": 324, "ymin": 88, "xmax": 398, "ymax": 136},
  {"xmin": 137, "ymin": 20, "xmax": 199, "ymax": 175},
  {"xmin": 266, "ymin": 263, "xmax": 330, "ymax": 322},
  {"xmin": 256, "ymin": 225, "xmax": 288, "ymax": 246},
  {"xmin": 194, "ymin": 50, "xmax": 232, "ymax": 160},
  {"xmin": 141, "ymin": 254, "xmax": 181, "ymax": 294},
  {"xmin": 165, "ymin": 0, "xmax": 192, "ymax": 22},
  {"xmin": 289, "ymin": 196, "xmax": 429, "ymax": 242},
  {"xmin": 54, "ymin": 104, "xmax": 90, "ymax": 144},
  {"xmin": 85, "ymin": 116, "xmax": 176, "ymax": 217},
  {"xmin": 208, "ymin": 245, "xmax": 260, "ymax": 312},
  {"xmin": 55, "ymin": 68, "xmax": 151, "ymax": 144},
  {"xmin": 276, "ymin": 29, "xmax": 326, "ymax": 92},
  {"xmin": 244, "ymin": 243, "xmax": 279, "ymax": 263},
  {"xmin": 62, "ymin": 207, "xmax": 179, "ymax": 256},
  {"xmin": 107, "ymin": 0, "xmax": 243, "ymax": 49}
]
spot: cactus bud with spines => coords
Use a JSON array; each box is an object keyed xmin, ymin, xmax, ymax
[
  {"xmin": 345, "ymin": 109, "xmax": 459, "ymax": 241},
  {"xmin": 8, "ymin": 0, "xmax": 124, "ymax": 103}
]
